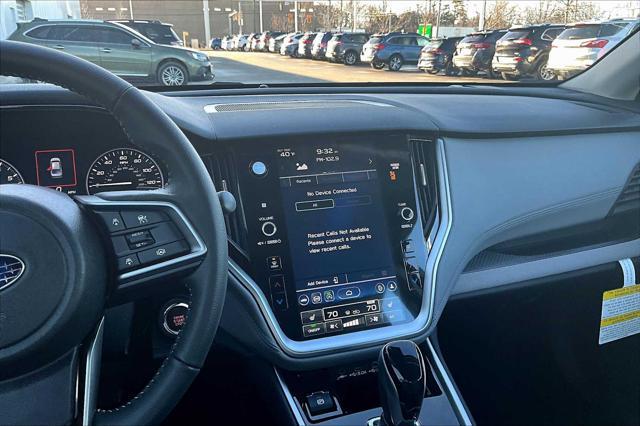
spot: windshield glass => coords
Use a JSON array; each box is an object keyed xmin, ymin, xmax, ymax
[{"xmin": 1, "ymin": 1, "xmax": 637, "ymax": 88}]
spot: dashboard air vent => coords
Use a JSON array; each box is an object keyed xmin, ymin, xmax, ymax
[
  {"xmin": 201, "ymin": 153, "xmax": 249, "ymax": 253},
  {"xmin": 410, "ymin": 139, "xmax": 440, "ymax": 251},
  {"xmin": 610, "ymin": 162, "xmax": 640, "ymax": 215}
]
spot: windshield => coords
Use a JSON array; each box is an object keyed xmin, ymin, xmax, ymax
[{"xmin": 1, "ymin": 1, "xmax": 637, "ymax": 88}]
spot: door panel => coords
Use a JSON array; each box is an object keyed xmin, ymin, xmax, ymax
[
  {"xmin": 45, "ymin": 25, "xmax": 101, "ymax": 66},
  {"xmin": 98, "ymin": 28, "xmax": 152, "ymax": 77},
  {"xmin": 438, "ymin": 260, "xmax": 640, "ymax": 425}
]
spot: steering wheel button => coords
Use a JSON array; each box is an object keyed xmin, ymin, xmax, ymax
[
  {"xmin": 125, "ymin": 230, "xmax": 155, "ymax": 249},
  {"xmin": 96, "ymin": 211, "xmax": 126, "ymax": 233},
  {"xmin": 118, "ymin": 254, "xmax": 140, "ymax": 271},
  {"xmin": 137, "ymin": 240, "xmax": 189, "ymax": 265},
  {"xmin": 121, "ymin": 210, "xmax": 168, "ymax": 229}
]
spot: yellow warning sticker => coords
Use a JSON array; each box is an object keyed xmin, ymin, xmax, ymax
[{"xmin": 599, "ymin": 284, "xmax": 640, "ymax": 345}]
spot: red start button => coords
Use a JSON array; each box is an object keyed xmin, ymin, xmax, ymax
[{"xmin": 162, "ymin": 302, "xmax": 189, "ymax": 336}]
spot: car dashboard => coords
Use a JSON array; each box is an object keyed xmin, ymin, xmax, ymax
[{"xmin": 1, "ymin": 83, "xmax": 639, "ymax": 424}]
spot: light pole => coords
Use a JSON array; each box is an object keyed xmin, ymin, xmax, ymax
[
  {"xmin": 294, "ymin": 1, "xmax": 298, "ymax": 32},
  {"xmin": 259, "ymin": 0, "xmax": 263, "ymax": 32},
  {"xmin": 129, "ymin": 0, "xmax": 134, "ymax": 19},
  {"xmin": 202, "ymin": 0, "xmax": 211, "ymax": 44},
  {"xmin": 435, "ymin": 0, "xmax": 442, "ymax": 37}
]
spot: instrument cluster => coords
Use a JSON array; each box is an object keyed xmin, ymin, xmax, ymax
[{"xmin": 0, "ymin": 147, "xmax": 165, "ymax": 195}]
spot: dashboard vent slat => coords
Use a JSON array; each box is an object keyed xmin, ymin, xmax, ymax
[
  {"xmin": 410, "ymin": 139, "xmax": 439, "ymax": 250},
  {"xmin": 611, "ymin": 163, "xmax": 640, "ymax": 215},
  {"xmin": 201, "ymin": 153, "xmax": 249, "ymax": 253}
]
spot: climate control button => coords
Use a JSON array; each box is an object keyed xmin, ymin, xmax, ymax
[{"xmin": 400, "ymin": 207, "xmax": 415, "ymax": 221}]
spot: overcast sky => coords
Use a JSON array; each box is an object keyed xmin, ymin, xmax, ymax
[{"xmin": 310, "ymin": 0, "xmax": 640, "ymax": 19}]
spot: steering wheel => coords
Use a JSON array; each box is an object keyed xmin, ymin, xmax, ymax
[{"xmin": 0, "ymin": 41, "xmax": 228, "ymax": 425}]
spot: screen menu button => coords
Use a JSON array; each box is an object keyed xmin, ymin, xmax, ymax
[{"xmin": 302, "ymin": 323, "xmax": 326, "ymax": 337}]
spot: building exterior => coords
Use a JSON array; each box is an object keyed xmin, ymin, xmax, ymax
[
  {"xmin": 80, "ymin": 0, "xmax": 316, "ymax": 45},
  {"xmin": 1, "ymin": 0, "xmax": 81, "ymax": 39}
]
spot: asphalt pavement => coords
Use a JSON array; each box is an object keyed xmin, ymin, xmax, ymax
[{"xmin": 208, "ymin": 50, "xmax": 494, "ymax": 85}]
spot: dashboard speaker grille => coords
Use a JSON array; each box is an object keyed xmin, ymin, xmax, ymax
[
  {"xmin": 410, "ymin": 139, "xmax": 439, "ymax": 251},
  {"xmin": 201, "ymin": 152, "xmax": 249, "ymax": 254},
  {"xmin": 611, "ymin": 162, "xmax": 640, "ymax": 215}
]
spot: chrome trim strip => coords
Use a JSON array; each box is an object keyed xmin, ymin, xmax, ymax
[
  {"xmin": 227, "ymin": 138, "xmax": 453, "ymax": 356},
  {"xmin": 75, "ymin": 198, "xmax": 207, "ymax": 283},
  {"xmin": 274, "ymin": 367, "xmax": 306, "ymax": 426},
  {"xmin": 204, "ymin": 99, "xmax": 392, "ymax": 113},
  {"xmin": 425, "ymin": 339, "xmax": 472, "ymax": 426},
  {"xmin": 82, "ymin": 318, "xmax": 104, "ymax": 426}
]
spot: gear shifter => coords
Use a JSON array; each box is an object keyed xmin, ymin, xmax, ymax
[{"xmin": 377, "ymin": 340, "xmax": 427, "ymax": 426}]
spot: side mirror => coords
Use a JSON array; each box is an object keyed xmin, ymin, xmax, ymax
[{"xmin": 131, "ymin": 38, "xmax": 141, "ymax": 48}]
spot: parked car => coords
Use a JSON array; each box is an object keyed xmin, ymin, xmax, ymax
[
  {"xmin": 210, "ymin": 37, "xmax": 222, "ymax": 50},
  {"xmin": 361, "ymin": 32, "xmax": 428, "ymax": 71},
  {"xmin": 281, "ymin": 33, "xmax": 303, "ymax": 56},
  {"xmin": 111, "ymin": 19, "xmax": 182, "ymax": 46},
  {"xmin": 492, "ymin": 24, "xmax": 565, "ymax": 81},
  {"xmin": 269, "ymin": 33, "xmax": 288, "ymax": 53},
  {"xmin": 452, "ymin": 29, "xmax": 507, "ymax": 77},
  {"xmin": 218, "ymin": 36, "xmax": 228, "ymax": 50},
  {"xmin": 8, "ymin": 19, "xmax": 214, "ymax": 86},
  {"xmin": 326, "ymin": 32, "xmax": 370, "ymax": 65},
  {"xmin": 244, "ymin": 33, "xmax": 257, "ymax": 51},
  {"xmin": 258, "ymin": 31, "xmax": 283, "ymax": 52},
  {"xmin": 234, "ymin": 34, "xmax": 249, "ymax": 51},
  {"xmin": 297, "ymin": 32, "xmax": 317, "ymax": 58},
  {"xmin": 547, "ymin": 19, "xmax": 640, "ymax": 80},
  {"xmin": 250, "ymin": 34, "xmax": 261, "ymax": 51},
  {"xmin": 310, "ymin": 32, "xmax": 333, "ymax": 60},
  {"xmin": 418, "ymin": 37, "xmax": 463, "ymax": 75}
]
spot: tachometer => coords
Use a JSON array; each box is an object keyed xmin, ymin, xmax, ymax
[
  {"xmin": 86, "ymin": 148, "xmax": 164, "ymax": 195},
  {"xmin": 0, "ymin": 159, "xmax": 25, "ymax": 184}
]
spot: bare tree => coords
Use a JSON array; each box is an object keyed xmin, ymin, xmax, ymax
[{"xmin": 484, "ymin": 0, "xmax": 520, "ymax": 29}]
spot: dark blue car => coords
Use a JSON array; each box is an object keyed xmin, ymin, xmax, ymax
[{"xmin": 210, "ymin": 37, "xmax": 222, "ymax": 50}]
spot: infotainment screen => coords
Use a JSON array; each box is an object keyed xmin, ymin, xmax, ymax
[{"xmin": 235, "ymin": 136, "xmax": 428, "ymax": 341}]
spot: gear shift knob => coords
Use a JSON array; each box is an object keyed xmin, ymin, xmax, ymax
[{"xmin": 377, "ymin": 340, "xmax": 426, "ymax": 426}]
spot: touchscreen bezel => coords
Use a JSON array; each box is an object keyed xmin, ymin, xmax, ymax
[{"xmin": 233, "ymin": 134, "xmax": 430, "ymax": 342}]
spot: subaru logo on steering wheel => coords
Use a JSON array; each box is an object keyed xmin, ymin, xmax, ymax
[{"xmin": 0, "ymin": 254, "xmax": 26, "ymax": 291}]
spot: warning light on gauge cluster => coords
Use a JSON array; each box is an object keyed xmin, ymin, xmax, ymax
[{"xmin": 389, "ymin": 170, "xmax": 397, "ymax": 181}]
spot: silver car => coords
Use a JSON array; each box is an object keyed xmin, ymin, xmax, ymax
[{"xmin": 548, "ymin": 19, "xmax": 640, "ymax": 79}]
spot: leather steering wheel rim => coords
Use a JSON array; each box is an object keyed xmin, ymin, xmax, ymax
[{"xmin": 0, "ymin": 40, "xmax": 228, "ymax": 425}]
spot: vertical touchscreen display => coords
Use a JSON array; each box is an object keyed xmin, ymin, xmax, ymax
[
  {"xmin": 236, "ymin": 137, "xmax": 426, "ymax": 341},
  {"xmin": 276, "ymin": 144, "xmax": 412, "ymax": 338}
]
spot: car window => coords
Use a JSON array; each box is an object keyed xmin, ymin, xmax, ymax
[
  {"xmin": 541, "ymin": 28, "xmax": 564, "ymax": 40},
  {"xmin": 101, "ymin": 28, "xmax": 135, "ymax": 45},
  {"xmin": 460, "ymin": 34, "xmax": 485, "ymax": 43},
  {"xmin": 416, "ymin": 37, "xmax": 428, "ymax": 47},
  {"xmin": 503, "ymin": 30, "xmax": 530, "ymax": 40},
  {"xmin": 425, "ymin": 40, "xmax": 444, "ymax": 49},
  {"xmin": 26, "ymin": 25, "xmax": 53, "ymax": 40},
  {"xmin": 49, "ymin": 26, "xmax": 101, "ymax": 43},
  {"xmin": 558, "ymin": 25, "xmax": 601, "ymax": 40},
  {"xmin": 367, "ymin": 36, "xmax": 382, "ymax": 44},
  {"xmin": 485, "ymin": 31, "xmax": 506, "ymax": 42},
  {"xmin": 599, "ymin": 23, "xmax": 626, "ymax": 37}
]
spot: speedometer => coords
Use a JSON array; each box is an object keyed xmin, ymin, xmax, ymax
[
  {"xmin": 0, "ymin": 159, "xmax": 25, "ymax": 185},
  {"xmin": 86, "ymin": 148, "xmax": 164, "ymax": 195}
]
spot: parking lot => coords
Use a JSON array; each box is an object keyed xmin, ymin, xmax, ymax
[{"xmin": 209, "ymin": 50, "xmax": 493, "ymax": 84}]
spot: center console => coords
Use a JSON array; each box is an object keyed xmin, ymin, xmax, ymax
[{"xmin": 234, "ymin": 135, "xmax": 430, "ymax": 343}]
